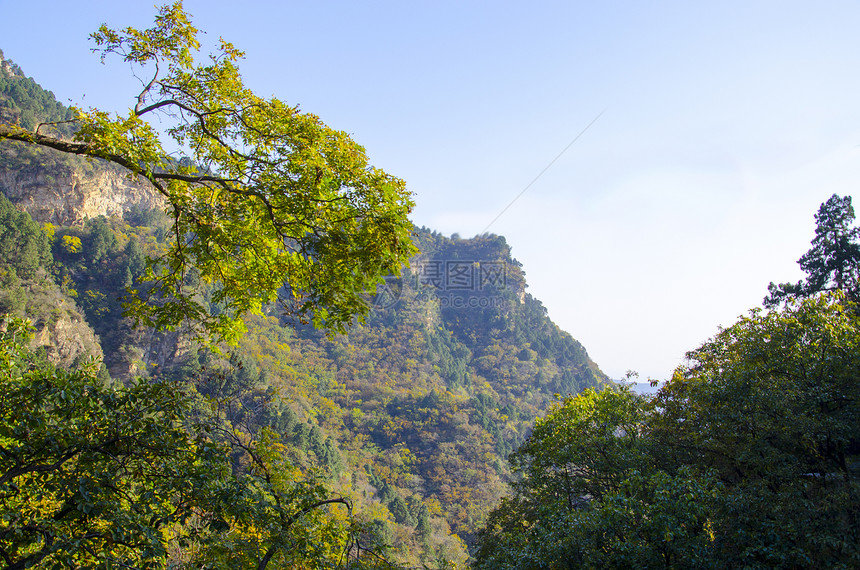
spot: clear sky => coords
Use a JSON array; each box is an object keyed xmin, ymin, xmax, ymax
[{"xmin": 3, "ymin": 1, "xmax": 860, "ymax": 380}]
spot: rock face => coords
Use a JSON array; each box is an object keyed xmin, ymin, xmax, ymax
[
  {"xmin": 105, "ymin": 327, "xmax": 192, "ymax": 381},
  {"xmin": 30, "ymin": 307, "xmax": 104, "ymax": 370},
  {"xmin": 0, "ymin": 159, "xmax": 164, "ymax": 226},
  {"xmin": 2, "ymin": 48, "xmax": 163, "ymax": 225}
]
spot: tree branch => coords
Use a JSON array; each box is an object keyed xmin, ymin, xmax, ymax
[{"xmin": 134, "ymin": 59, "xmax": 161, "ymax": 116}]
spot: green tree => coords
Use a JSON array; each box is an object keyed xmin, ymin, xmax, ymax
[
  {"xmin": 473, "ymin": 386, "xmax": 720, "ymax": 569},
  {"xmin": 653, "ymin": 293, "xmax": 860, "ymax": 567},
  {"xmin": 509, "ymin": 387, "xmax": 651, "ymax": 509},
  {"xmin": 765, "ymin": 194, "xmax": 860, "ymax": 307},
  {"xmin": 476, "ymin": 294, "xmax": 860, "ymax": 569},
  {"xmin": 0, "ymin": 316, "xmax": 223, "ymax": 569},
  {"xmin": 0, "ymin": 193, "xmax": 51, "ymax": 280},
  {"xmin": 0, "ymin": 2, "xmax": 415, "ymax": 342},
  {"xmin": 0, "ymin": 317, "xmax": 399, "ymax": 569}
]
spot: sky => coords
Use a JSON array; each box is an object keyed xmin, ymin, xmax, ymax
[{"xmin": 3, "ymin": 1, "xmax": 860, "ymax": 381}]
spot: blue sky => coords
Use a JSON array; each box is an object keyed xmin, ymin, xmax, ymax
[{"xmin": 3, "ymin": 1, "xmax": 860, "ymax": 380}]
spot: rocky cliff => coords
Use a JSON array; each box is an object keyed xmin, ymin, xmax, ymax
[
  {"xmin": 5, "ymin": 275, "xmax": 105, "ymax": 369},
  {"xmin": 0, "ymin": 151, "xmax": 164, "ymax": 226},
  {"xmin": 30, "ymin": 303, "xmax": 103, "ymax": 369},
  {"xmin": 0, "ymin": 48, "xmax": 164, "ymax": 225}
]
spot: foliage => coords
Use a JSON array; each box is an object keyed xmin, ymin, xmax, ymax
[
  {"xmin": 473, "ymin": 387, "xmax": 719, "ymax": 569},
  {"xmin": 0, "ymin": 316, "xmax": 218, "ymax": 568},
  {"xmin": 39, "ymin": 214, "xmax": 605, "ymax": 563},
  {"xmin": 473, "ymin": 195, "xmax": 860, "ymax": 570},
  {"xmin": 0, "ymin": 34, "xmax": 610, "ymax": 565},
  {"xmin": 766, "ymin": 194, "xmax": 860, "ymax": 306},
  {"xmin": 475, "ymin": 294, "xmax": 860, "ymax": 568},
  {"xmin": 0, "ymin": 316, "xmax": 403, "ymax": 569},
  {"xmin": 0, "ymin": 193, "xmax": 51, "ymax": 280},
  {"xmin": 509, "ymin": 387, "xmax": 651, "ymax": 507},
  {"xmin": 0, "ymin": 2, "xmax": 416, "ymax": 343},
  {"xmin": 653, "ymin": 293, "xmax": 860, "ymax": 567}
]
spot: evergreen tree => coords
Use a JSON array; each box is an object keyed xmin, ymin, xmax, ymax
[
  {"xmin": 0, "ymin": 193, "xmax": 51, "ymax": 279},
  {"xmin": 766, "ymin": 194, "xmax": 860, "ymax": 306}
]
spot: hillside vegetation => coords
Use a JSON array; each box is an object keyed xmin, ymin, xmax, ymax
[
  {"xmin": 0, "ymin": 44, "xmax": 605, "ymax": 567},
  {"xmin": 4, "ymin": 7, "xmax": 858, "ymax": 567}
]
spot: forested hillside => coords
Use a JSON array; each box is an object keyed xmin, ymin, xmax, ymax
[
  {"xmin": 10, "ymin": 7, "xmax": 856, "ymax": 567},
  {"xmin": 0, "ymin": 40, "xmax": 605, "ymax": 569}
]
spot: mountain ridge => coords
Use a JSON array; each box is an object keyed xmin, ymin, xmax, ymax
[{"xmin": 0, "ymin": 50, "xmax": 605, "ymax": 566}]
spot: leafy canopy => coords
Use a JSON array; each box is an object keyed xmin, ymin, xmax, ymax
[
  {"xmin": 0, "ymin": 316, "xmax": 219, "ymax": 569},
  {"xmin": 0, "ymin": 317, "xmax": 401, "ymax": 569},
  {"xmin": 473, "ymin": 387, "xmax": 720, "ymax": 569},
  {"xmin": 0, "ymin": 2, "xmax": 416, "ymax": 342},
  {"xmin": 476, "ymin": 293, "xmax": 860, "ymax": 569}
]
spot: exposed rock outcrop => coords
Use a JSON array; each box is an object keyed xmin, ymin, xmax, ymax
[
  {"xmin": 0, "ymin": 157, "xmax": 164, "ymax": 226},
  {"xmin": 106, "ymin": 326, "xmax": 192, "ymax": 381},
  {"xmin": 30, "ymin": 306, "xmax": 104, "ymax": 369},
  {"xmin": 6, "ymin": 274, "xmax": 106, "ymax": 369}
]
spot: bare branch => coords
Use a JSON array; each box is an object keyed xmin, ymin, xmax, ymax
[{"xmin": 134, "ymin": 59, "xmax": 161, "ymax": 115}]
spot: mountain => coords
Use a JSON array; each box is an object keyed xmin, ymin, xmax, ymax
[
  {"xmin": 0, "ymin": 51, "xmax": 606, "ymax": 567},
  {"xmin": 0, "ymin": 50, "xmax": 164, "ymax": 226}
]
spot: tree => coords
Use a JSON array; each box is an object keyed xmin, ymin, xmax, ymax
[
  {"xmin": 474, "ymin": 387, "xmax": 718, "ymax": 569},
  {"xmin": 0, "ymin": 316, "xmax": 221, "ymax": 569},
  {"xmin": 0, "ymin": 317, "xmax": 398, "ymax": 569},
  {"xmin": 475, "ymin": 294, "xmax": 860, "ymax": 569},
  {"xmin": 508, "ymin": 386, "xmax": 651, "ymax": 510},
  {"xmin": 652, "ymin": 293, "xmax": 860, "ymax": 567},
  {"xmin": 0, "ymin": 192, "xmax": 51, "ymax": 281},
  {"xmin": 765, "ymin": 194, "xmax": 860, "ymax": 307},
  {"xmin": 0, "ymin": 2, "xmax": 415, "ymax": 342}
]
